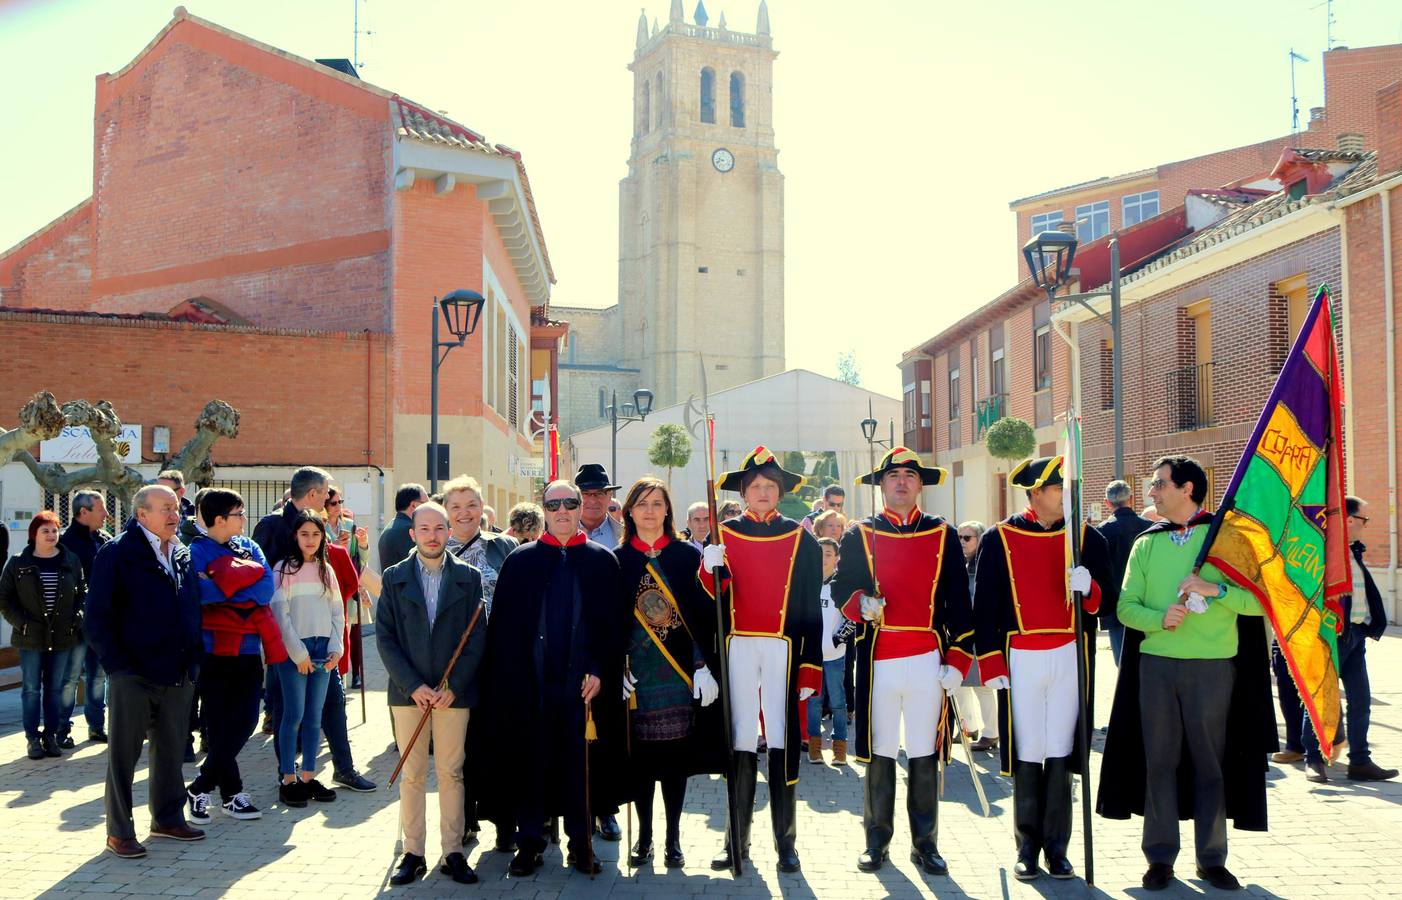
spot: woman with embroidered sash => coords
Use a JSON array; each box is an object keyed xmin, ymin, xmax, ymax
[
  {"xmin": 614, "ymin": 476, "xmax": 724, "ymax": 869},
  {"xmin": 972, "ymin": 455, "xmax": 1115, "ymax": 882},
  {"xmin": 699, "ymin": 446, "xmax": 823, "ymax": 874}
]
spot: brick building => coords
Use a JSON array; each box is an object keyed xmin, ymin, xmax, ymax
[{"xmin": 0, "ymin": 9, "xmax": 566, "ymax": 552}]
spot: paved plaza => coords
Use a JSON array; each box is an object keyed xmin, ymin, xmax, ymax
[{"xmin": 4, "ymin": 629, "xmax": 1402, "ymax": 899}]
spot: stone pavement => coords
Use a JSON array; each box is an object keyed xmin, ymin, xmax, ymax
[{"xmin": 4, "ymin": 629, "xmax": 1402, "ymax": 899}]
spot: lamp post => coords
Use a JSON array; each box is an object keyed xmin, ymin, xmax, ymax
[
  {"xmin": 1021, "ymin": 231, "xmax": 1124, "ymax": 479},
  {"xmin": 429, "ymin": 289, "xmax": 486, "ymax": 493},
  {"xmin": 607, "ymin": 386, "xmax": 655, "ymax": 484}
]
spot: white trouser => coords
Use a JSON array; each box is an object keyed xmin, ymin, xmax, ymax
[
  {"xmin": 954, "ymin": 686, "xmax": 984, "ymax": 733},
  {"xmin": 729, "ymin": 635, "xmax": 790, "ymax": 753},
  {"xmin": 1009, "ymin": 641, "xmax": 1078, "ymax": 763},
  {"xmin": 976, "ymin": 685, "xmax": 999, "ymax": 740},
  {"xmin": 871, "ymin": 650, "xmax": 942, "ymax": 759}
]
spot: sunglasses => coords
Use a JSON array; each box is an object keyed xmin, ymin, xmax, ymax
[
  {"xmin": 326, "ymin": 499, "xmax": 343, "ymax": 508},
  {"xmin": 959, "ymin": 534, "xmax": 976, "ymax": 542},
  {"xmin": 543, "ymin": 498, "xmax": 582, "ymax": 512}
]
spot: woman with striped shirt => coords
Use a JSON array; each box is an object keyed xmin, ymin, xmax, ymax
[
  {"xmin": 271, "ymin": 511, "xmax": 344, "ymax": 808},
  {"xmin": 0, "ymin": 510, "xmax": 86, "ymax": 760}
]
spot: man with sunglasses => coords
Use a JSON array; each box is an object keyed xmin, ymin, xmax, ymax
[
  {"xmin": 1300, "ymin": 496, "xmax": 1395, "ymax": 783},
  {"xmin": 480, "ymin": 480, "xmax": 628, "ymax": 876},
  {"xmin": 834, "ymin": 448, "xmax": 973, "ymax": 876}
]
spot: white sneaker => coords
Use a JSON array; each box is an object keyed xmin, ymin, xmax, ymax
[
  {"xmin": 221, "ymin": 792, "xmax": 263, "ymax": 820},
  {"xmin": 186, "ymin": 790, "xmax": 212, "ymax": 825}
]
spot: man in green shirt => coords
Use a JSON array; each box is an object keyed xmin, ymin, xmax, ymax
[{"xmin": 1102, "ymin": 456, "xmax": 1267, "ymax": 893}]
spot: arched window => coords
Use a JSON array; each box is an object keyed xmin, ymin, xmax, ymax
[
  {"xmin": 641, "ymin": 80, "xmax": 651, "ymax": 135},
  {"xmin": 729, "ymin": 71, "xmax": 745, "ymax": 127},
  {"xmin": 655, "ymin": 72, "xmax": 665, "ymax": 129},
  {"xmin": 700, "ymin": 67, "xmax": 716, "ymax": 124}
]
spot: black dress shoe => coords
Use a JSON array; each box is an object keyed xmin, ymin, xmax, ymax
[
  {"xmin": 776, "ymin": 847, "xmax": 801, "ymax": 873},
  {"xmin": 663, "ymin": 837, "xmax": 685, "ymax": 868},
  {"xmin": 1014, "ymin": 853, "xmax": 1040, "ymax": 881},
  {"xmin": 1348, "ymin": 760, "xmax": 1400, "ymax": 781},
  {"xmin": 567, "ymin": 849, "xmax": 603, "ymax": 874},
  {"xmin": 910, "ymin": 845, "xmax": 948, "ymax": 876},
  {"xmin": 857, "ymin": 847, "xmax": 887, "ymax": 872},
  {"xmin": 509, "ymin": 848, "xmax": 543, "ymax": 877},
  {"xmin": 1143, "ymin": 863, "xmax": 1174, "ymax": 891},
  {"xmin": 440, "ymin": 852, "xmax": 478, "ymax": 884},
  {"xmin": 1046, "ymin": 854, "xmax": 1075, "ymax": 879},
  {"xmin": 390, "ymin": 853, "xmax": 427, "ymax": 886},
  {"xmin": 1196, "ymin": 864, "xmax": 1241, "ymax": 891},
  {"xmin": 88, "ymin": 729, "xmax": 108, "ymax": 744},
  {"xmin": 596, "ymin": 814, "xmax": 622, "ymax": 841},
  {"xmin": 628, "ymin": 838, "xmax": 653, "ymax": 867}
]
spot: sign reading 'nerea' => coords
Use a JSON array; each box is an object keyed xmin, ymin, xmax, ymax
[{"xmin": 40, "ymin": 425, "xmax": 143, "ymax": 464}]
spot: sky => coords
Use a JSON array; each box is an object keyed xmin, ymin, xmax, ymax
[{"xmin": 3, "ymin": 0, "xmax": 1402, "ymax": 398}]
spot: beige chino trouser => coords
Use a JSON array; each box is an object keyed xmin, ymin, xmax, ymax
[{"xmin": 390, "ymin": 705, "xmax": 469, "ymax": 859}]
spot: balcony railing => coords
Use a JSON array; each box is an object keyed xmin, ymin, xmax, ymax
[
  {"xmin": 974, "ymin": 393, "xmax": 1008, "ymax": 440},
  {"xmin": 1166, "ymin": 361, "xmax": 1214, "ymax": 432}
]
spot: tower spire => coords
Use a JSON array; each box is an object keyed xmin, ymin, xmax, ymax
[
  {"xmin": 757, "ymin": 0, "xmax": 770, "ymax": 35},
  {"xmin": 718, "ymin": 10, "xmax": 727, "ymax": 30},
  {"xmin": 694, "ymin": 0, "xmax": 708, "ymax": 27},
  {"xmin": 636, "ymin": 8, "xmax": 649, "ymax": 49},
  {"xmin": 670, "ymin": 0, "xmax": 683, "ymax": 24}
]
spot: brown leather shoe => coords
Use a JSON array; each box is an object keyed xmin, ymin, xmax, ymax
[
  {"xmin": 1271, "ymin": 750, "xmax": 1304, "ymax": 764},
  {"xmin": 832, "ymin": 739, "xmax": 848, "ymax": 765},
  {"xmin": 808, "ymin": 742, "xmax": 824, "ymax": 764},
  {"xmin": 149, "ymin": 823, "xmax": 206, "ymax": 842},
  {"xmin": 105, "ymin": 836, "xmax": 147, "ymax": 858}
]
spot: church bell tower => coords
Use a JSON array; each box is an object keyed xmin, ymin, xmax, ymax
[{"xmin": 619, "ymin": 0, "xmax": 785, "ymax": 407}]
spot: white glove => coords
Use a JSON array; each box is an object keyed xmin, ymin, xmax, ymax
[
  {"xmin": 1068, "ymin": 565, "xmax": 1093, "ymax": 595},
  {"xmin": 622, "ymin": 671, "xmax": 637, "ymax": 702},
  {"xmin": 702, "ymin": 543, "xmax": 726, "ymax": 574},
  {"xmin": 985, "ymin": 675, "xmax": 1010, "ymax": 691},
  {"xmin": 692, "ymin": 666, "xmax": 719, "ymax": 707},
  {"xmin": 859, "ymin": 594, "xmax": 886, "ymax": 621},
  {"xmin": 798, "ymin": 687, "xmax": 816, "ymax": 701},
  {"xmin": 1184, "ymin": 592, "xmax": 1209, "ymax": 614},
  {"xmin": 937, "ymin": 665, "xmax": 963, "ymax": 693}
]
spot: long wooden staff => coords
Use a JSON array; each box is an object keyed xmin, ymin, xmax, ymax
[
  {"xmin": 388, "ymin": 603, "xmax": 484, "ymax": 787},
  {"xmin": 584, "ymin": 696, "xmax": 596, "ymax": 881},
  {"xmin": 355, "ymin": 587, "xmax": 367, "ymax": 724},
  {"xmin": 624, "ymin": 657, "xmax": 636, "ymax": 874},
  {"xmin": 1063, "ymin": 408, "xmax": 1095, "ymax": 886}
]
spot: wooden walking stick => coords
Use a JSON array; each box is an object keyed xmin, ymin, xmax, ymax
[
  {"xmin": 388, "ymin": 603, "xmax": 484, "ymax": 787},
  {"xmin": 624, "ymin": 658, "xmax": 636, "ymax": 874},
  {"xmin": 584, "ymin": 695, "xmax": 598, "ymax": 880},
  {"xmin": 355, "ymin": 587, "xmax": 367, "ymax": 725}
]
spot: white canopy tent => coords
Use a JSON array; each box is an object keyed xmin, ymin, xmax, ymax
[{"xmin": 563, "ymin": 369, "xmax": 905, "ymax": 520}]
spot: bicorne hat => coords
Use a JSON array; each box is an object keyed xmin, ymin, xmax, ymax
[
  {"xmin": 717, "ymin": 446, "xmax": 805, "ymax": 494},
  {"xmin": 856, "ymin": 447, "xmax": 948, "ymax": 486},
  {"xmin": 1008, "ymin": 455, "xmax": 1064, "ymax": 490}
]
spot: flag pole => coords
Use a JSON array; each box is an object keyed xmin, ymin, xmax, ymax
[{"xmin": 1063, "ymin": 407, "xmax": 1095, "ymax": 886}]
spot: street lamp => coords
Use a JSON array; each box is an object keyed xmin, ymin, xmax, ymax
[
  {"xmin": 429, "ymin": 289, "xmax": 486, "ymax": 492},
  {"xmin": 1021, "ymin": 230, "xmax": 1125, "ymax": 479},
  {"xmin": 607, "ymin": 387, "xmax": 654, "ymax": 483}
]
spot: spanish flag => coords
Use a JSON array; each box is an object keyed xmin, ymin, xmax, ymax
[{"xmin": 1198, "ymin": 285, "xmax": 1349, "ymax": 756}]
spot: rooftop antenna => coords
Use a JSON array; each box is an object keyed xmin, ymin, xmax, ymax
[
  {"xmin": 1310, "ymin": 0, "xmax": 1337, "ymax": 50},
  {"xmin": 1290, "ymin": 48, "xmax": 1309, "ymax": 136},
  {"xmin": 353, "ymin": 0, "xmax": 373, "ymax": 69}
]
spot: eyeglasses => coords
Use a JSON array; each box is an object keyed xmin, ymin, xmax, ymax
[
  {"xmin": 1351, "ymin": 514, "xmax": 1370, "ymax": 525},
  {"xmin": 225, "ymin": 511, "xmax": 247, "ymax": 519},
  {"xmin": 543, "ymin": 498, "xmax": 582, "ymax": 512},
  {"xmin": 326, "ymin": 500, "xmax": 343, "ymax": 508},
  {"xmin": 959, "ymin": 534, "xmax": 976, "ymax": 543},
  {"xmin": 1149, "ymin": 478, "xmax": 1171, "ymax": 490},
  {"xmin": 608, "ymin": 505, "xmax": 621, "ymax": 513}
]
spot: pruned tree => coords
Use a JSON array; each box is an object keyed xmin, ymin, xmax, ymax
[
  {"xmin": 647, "ymin": 423, "xmax": 692, "ymax": 491},
  {"xmin": 1, "ymin": 391, "xmax": 240, "ymax": 508}
]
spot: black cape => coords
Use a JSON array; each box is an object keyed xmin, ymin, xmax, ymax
[
  {"xmin": 1095, "ymin": 518, "xmax": 1277, "ymax": 831},
  {"xmin": 972, "ymin": 511, "xmax": 1115, "ymax": 775},
  {"xmin": 478, "ymin": 536, "xmax": 629, "ymax": 823},
  {"xmin": 615, "ymin": 538, "xmax": 727, "ymax": 782}
]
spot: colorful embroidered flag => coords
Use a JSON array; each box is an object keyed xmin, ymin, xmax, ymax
[{"xmin": 1197, "ymin": 284, "xmax": 1349, "ymax": 756}]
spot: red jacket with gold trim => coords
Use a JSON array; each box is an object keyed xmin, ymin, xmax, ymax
[
  {"xmin": 700, "ymin": 509, "xmax": 824, "ymax": 694},
  {"xmin": 831, "ymin": 508, "xmax": 974, "ymax": 672},
  {"xmin": 972, "ymin": 509, "xmax": 1115, "ymax": 683}
]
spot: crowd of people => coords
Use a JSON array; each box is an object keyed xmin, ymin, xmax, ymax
[{"xmin": 0, "ymin": 447, "xmax": 1393, "ymax": 892}]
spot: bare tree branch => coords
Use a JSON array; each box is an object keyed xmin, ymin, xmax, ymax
[{"xmin": 0, "ymin": 392, "xmax": 67, "ymax": 462}]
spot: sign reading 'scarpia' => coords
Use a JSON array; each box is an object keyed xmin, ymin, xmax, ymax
[{"xmin": 40, "ymin": 425, "xmax": 142, "ymax": 464}]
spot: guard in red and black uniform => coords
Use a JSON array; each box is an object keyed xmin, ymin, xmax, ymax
[
  {"xmin": 833, "ymin": 448, "xmax": 974, "ymax": 876},
  {"xmin": 700, "ymin": 447, "xmax": 822, "ymax": 874},
  {"xmin": 973, "ymin": 455, "xmax": 1114, "ymax": 882}
]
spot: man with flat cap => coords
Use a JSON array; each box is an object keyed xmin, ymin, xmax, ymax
[
  {"xmin": 973, "ymin": 455, "xmax": 1114, "ymax": 882},
  {"xmin": 701, "ymin": 446, "xmax": 822, "ymax": 874},
  {"xmin": 834, "ymin": 448, "xmax": 975, "ymax": 875}
]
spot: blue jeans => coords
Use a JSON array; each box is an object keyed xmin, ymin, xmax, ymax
[
  {"xmin": 276, "ymin": 637, "xmax": 331, "ymax": 776},
  {"xmin": 267, "ymin": 658, "xmax": 356, "ymax": 774},
  {"xmin": 1303, "ymin": 627, "xmax": 1370, "ymax": 765},
  {"xmin": 1107, "ymin": 620, "xmax": 1126, "ymax": 667},
  {"xmin": 19, "ymin": 648, "xmax": 73, "ymax": 740},
  {"xmin": 807, "ymin": 657, "xmax": 848, "ymax": 741},
  {"xmin": 60, "ymin": 641, "xmax": 107, "ymax": 734}
]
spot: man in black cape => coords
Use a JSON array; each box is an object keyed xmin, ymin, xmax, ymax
[
  {"xmin": 480, "ymin": 479, "xmax": 628, "ymax": 876},
  {"xmin": 1096, "ymin": 455, "xmax": 1275, "ymax": 893}
]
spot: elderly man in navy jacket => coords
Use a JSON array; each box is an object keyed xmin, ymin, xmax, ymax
[{"xmin": 87, "ymin": 484, "xmax": 204, "ymax": 859}]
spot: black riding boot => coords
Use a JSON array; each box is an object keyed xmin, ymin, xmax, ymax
[
  {"xmin": 629, "ymin": 778, "xmax": 654, "ymax": 867},
  {"xmin": 907, "ymin": 753, "xmax": 948, "ymax": 875},
  {"xmin": 1042, "ymin": 756, "xmax": 1076, "ymax": 879},
  {"xmin": 1013, "ymin": 761, "xmax": 1044, "ymax": 881},
  {"xmin": 710, "ymin": 751, "xmax": 757, "ymax": 871},
  {"xmin": 768, "ymin": 749, "xmax": 801, "ymax": 873},
  {"xmin": 857, "ymin": 755, "xmax": 896, "ymax": 871},
  {"xmin": 660, "ymin": 775, "xmax": 687, "ymax": 868}
]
